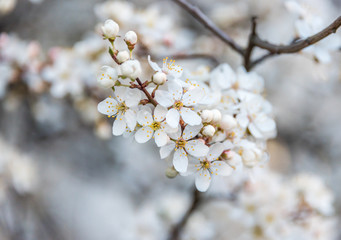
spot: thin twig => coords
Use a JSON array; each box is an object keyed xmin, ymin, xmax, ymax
[
  {"xmin": 244, "ymin": 17, "xmax": 258, "ymax": 71},
  {"xmin": 252, "ymin": 16, "xmax": 341, "ymax": 54},
  {"xmin": 168, "ymin": 188, "xmax": 201, "ymax": 240},
  {"xmin": 172, "ymin": 0, "xmax": 245, "ymax": 55},
  {"xmin": 135, "ymin": 78, "xmax": 158, "ymax": 106}
]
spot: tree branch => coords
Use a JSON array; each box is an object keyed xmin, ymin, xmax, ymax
[
  {"xmin": 134, "ymin": 78, "xmax": 158, "ymax": 106},
  {"xmin": 172, "ymin": 0, "xmax": 245, "ymax": 55},
  {"xmin": 168, "ymin": 188, "xmax": 201, "ymax": 240},
  {"xmin": 252, "ymin": 16, "xmax": 341, "ymax": 54},
  {"xmin": 244, "ymin": 17, "xmax": 257, "ymax": 71}
]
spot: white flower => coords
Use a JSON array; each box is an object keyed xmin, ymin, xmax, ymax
[
  {"xmin": 160, "ymin": 124, "xmax": 209, "ymax": 173},
  {"xmin": 116, "ymin": 51, "xmax": 130, "ymax": 63},
  {"xmin": 120, "ymin": 60, "xmax": 142, "ymax": 79},
  {"xmin": 101, "ymin": 19, "xmax": 119, "ymax": 39},
  {"xmin": 202, "ymin": 125, "xmax": 215, "ymax": 137},
  {"xmin": 211, "ymin": 109, "xmax": 222, "ymax": 123},
  {"xmin": 148, "ymin": 55, "xmax": 183, "ymax": 79},
  {"xmin": 183, "ymin": 143, "xmax": 233, "ymax": 192},
  {"xmin": 155, "ymin": 81, "xmax": 204, "ymax": 128},
  {"xmin": 152, "ymin": 72, "xmax": 167, "ymax": 85},
  {"xmin": 236, "ymin": 140, "xmax": 267, "ymax": 168},
  {"xmin": 135, "ymin": 105, "xmax": 173, "ymax": 147},
  {"xmin": 124, "ymin": 31, "xmax": 138, "ymax": 45},
  {"xmin": 237, "ymin": 92, "xmax": 276, "ymax": 139},
  {"xmin": 210, "ymin": 63, "xmax": 236, "ymax": 91},
  {"xmin": 97, "ymin": 66, "xmax": 118, "ymax": 88},
  {"xmin": 97, "ymin": 86, "xmax": 141, "ymax": 136}
]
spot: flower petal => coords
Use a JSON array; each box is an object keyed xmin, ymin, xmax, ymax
[
  {"xmin": 207, "ymin": 143, "xmax": 225, "ymax": 161},
  {"xmin": 137, "ymin": 109, "xmax": 153, "ymax": 126},
  {"xmin": 160, "ymin": 142, "xmax": 175, "ymax": 159},
  {"xmin": 166, "ymin": 108, "xmax": 180, "ymax": 128},
  {"xmin": 125, "ymin": 88, "xmax": 141, "ymax": 107},
  {"xmin": 135, "ymin": 126, "xmax": 153, "ymax": 143},
  {"xmin": 167, "ymin": 126, "xmax": 181, "ymax": 140},
  {"xmin": 167, "ymin": 81, "xmax": 183, "ymax": 101},
  {"xmin": 173, "ymin": 148, "xmax": 188, "ymax": 173},
  {"xmin": 155, "ymin": 90, "xmax": 174, "ymax": 108},
  {"xmin": 195, "ymin": 169, "xmax": 211, "ymax": 192},
  {"xmin": 180, "ymin": 107, "xmax": 201, "ymax": 126},
  {"xmin": 98, "ymin": 97, "xmax": 118, "ymax": 116},
  {"xmin": 113, "ymin": 113, "xmax": 127, "ymax": 136},
  {"xmin": 114, "ymin": 86, "xmax": 127, "ymax": 102},
  {"xmin": 182, "ymin": 87, "xmax": 205, "ymax": 106},
  {"xmin": 210, "ymin": 161, "xmax": 233, "ymax": 176},
  {"xmin": 148, "ymin": 55, "xmax": 162, "ymax": 72},
  {"xmin": 185, "ymin": 140, "xmax": 209, "ymax": 157},
  {"xmin": 154, "ymin": 130, "xmax": 169, "ymax": 147},
  {"xmin": 154, "ymin": 105, "xmax": 167, "ymax": 122},
  {"xmin": 124, "ymin": 109, "xmax": 137, "ymax": 130},
  {"xmin": 183, "ymin": 124, "xmax": 202, "ymax": 140}
]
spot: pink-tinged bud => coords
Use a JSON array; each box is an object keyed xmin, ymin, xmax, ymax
[{"xmin": 124, "ymin": 31, "xmax": 137, "ymax": 45}]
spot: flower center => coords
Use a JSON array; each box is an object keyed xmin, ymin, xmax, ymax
[
  {"xmin": 150, "ymin": 121, "xmax": 161, "ymax": 130},
  {"xmin": 174, "ymin": 101, "xmax": 183, "ymax": 110},
  {"xmin": 116, "ymin": 102, "xmax": 128, "ymax": 113},
  {"xmin": 176, "ymin": 138, "xmax": 186, "ymax": 148},
  {"xmin": 201, "ymin": 160, "xmax": 211, "ymax": 170}
]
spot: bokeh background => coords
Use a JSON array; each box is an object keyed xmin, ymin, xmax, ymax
[{"xmin": 0, "ymin": 0, "xmax": 341, "ymax": 239}]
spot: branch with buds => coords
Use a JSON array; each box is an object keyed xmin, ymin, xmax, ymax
[{"xmin": 173, "ymin": 0, "xmax": 341, "ymax": 71}]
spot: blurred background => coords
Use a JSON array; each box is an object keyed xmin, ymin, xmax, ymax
[{"xmin": 0, "ymin": 0, "xmax": 341, "ymax": 239}]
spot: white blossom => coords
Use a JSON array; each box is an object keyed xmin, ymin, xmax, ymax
[{"xmin": 101, "ymin": 19, "xmax": 119, "ymax": 39}]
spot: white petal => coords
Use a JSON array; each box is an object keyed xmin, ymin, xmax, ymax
[
  {"xmin": 113, "ymin": 114, "xmax": 127, "ymax": 136},
  {"xmin": 181, "ymin": 157, "xmax": 200, "ymax": 176},
  {"xmin": 148, "ymin": 55, "xmax": 162, "ymax": 72},
  {"xmin": 155, "ymin": 90, "xmax": 174, "ymax": 107},
  {"xmin": 125, "ymin": 88, "xmax": 141, "ymax": 107},
  {"xmin": 154, "ymin": 130, "xmax": 168, "ymax": 147},
  {"xmin": 160, "ymin": 142, "xmax": 175, "ymax": 159},
  {"xmin": 195, "ymin": 169, "xmax": 211, "ymax": 192},
  {"xmin": 207, "ymin": 143, "xmax": 225, "ymax": 161},
  {"xmin": 173, "ymin": 148, "xmax": 188, "ymax": 173},
  {"xmin": 124, "ymin": 109, "xmax": 137, "ymax": 130},
  {"xmin": 137, "ymin": 109, "xmax": 153, "ymax": 126},
  {"xmin": 182, "ymin": 87, "xmax": 205, "ymax": 106},
  {"xmin": 167, "ymin": 80, "xmax": 183, "ymax": 101},
  {"xmin": 210, "ymin": 161, "xmax": 233, "ymax": 176},
  {"xmin": 236, "ymin": 112, "xmax": 249, "ymax": 129},
  {"xmin": 114, "ymin": 86, "xmax": 127, "ymax": 102},
  {"xmin": 185, "ymin": 140, "xmax": 209, "ymax": 157},
  {"xmin": 183, "ymin": 124, "xmax": 202, "ymax": 140},
  {"xmin": 166, "ymin": 108, "xmax": 180, "ymax": 128},
  {"xmin": 135, "ymin": 126, "xmax": 153, "ymax": 143},
  {"xmin": 97, "ymin": 98, "xmax": 118, "ymax": 116},
  {"xmin": 168, "ymin": 126, "xmax": 182, "ymax": 140},
  {"xmin": 180, "ymin": 107, "xmax": 202, "ymax": 126},
  {"xmin": 154, "ymin": 105, "xmax": 167, "ymax": 122}
]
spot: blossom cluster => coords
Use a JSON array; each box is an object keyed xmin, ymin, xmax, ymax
[
  {"xmin": 96, "ymin": 19, "xmax": 277, "ymax": 192},
  {"xmin": 183, "ymin": 169, "xmax": 337, "ymax": 240}
]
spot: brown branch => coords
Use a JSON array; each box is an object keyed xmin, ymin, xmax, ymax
[
  {"xmin": 252, "ymin": 16, "xmax": 341, "ymax": 54},
  {"xmin": 134, "ymin": 78, "xmax": 158, "ymax": 106},
  {"xmin": 244, "ymin": 17, "xmax": 257, "ymax": 71},
  {"xmin": 172, "ymin": 0, "xmax": 245, "ymax": 55},
  {"xmin": 168, "ymin": 188, "xmax": 201, "ymax": 240}
]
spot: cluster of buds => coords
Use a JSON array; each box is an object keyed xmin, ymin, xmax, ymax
[{"xmin": 97, "ymin": 19, "xmax": 277, "ymax": 192}]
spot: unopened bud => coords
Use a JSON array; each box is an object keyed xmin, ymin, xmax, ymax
[
  {"xmin": 116, "ymin": 51, "xmax": 130, "ymax": 63},
  {"xmin": 220, "ymin": 114, "xmax": 237, "ymax": 130},
  {"xmin": 124, "ymin": 31, "xmax": 137, "ymax": 50},
  {"xmin": 211, "ymin": 109, "xmax": 222, "ymax": 123},
  {"xmin": 152, "ymin": 72, "xmax": 167, "ymax": 85},
  {"xmin": 201, "ymin": 109, "xmax": 213, "ymax": 123},
  {"xmin": 120, "ymin": 60, "xmax": 142, "ymax": 79},
  {"xmin": 101, "ymin": 19, "xmax": 119, "ymax": 39},
  {"xmin": 202, "ymin": 125, "xmax": 215, "ymax": 137},
  {"xmin": 165, "ymin": 166, "xmax": 178, "ymax": 178}
]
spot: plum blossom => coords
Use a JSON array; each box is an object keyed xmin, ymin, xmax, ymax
[
  {"xmin": 148, "ymin": 55, "xmax": 183, "ymax": 79},
  {"xmin": 155, "ymin": 81, "xmax": 204, "ymax": 128},
  {"xmin": 135, "ymin": 105, "xmax": 174, "ymax": 147},
  {"xmin": 182, "ymin": 143, "xmax": 234, "ymax": 192},
  {"xmin": 160, "ymin": 124, "xmax": 209, "ymax": 173},
  {"xmin": 97, "ymin": 86, "xmax": 141, "ymax": 136}
]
